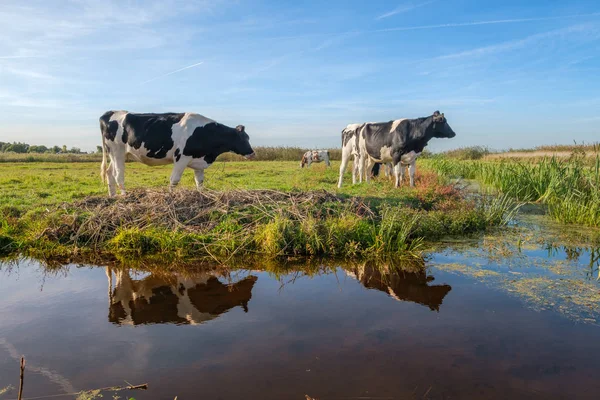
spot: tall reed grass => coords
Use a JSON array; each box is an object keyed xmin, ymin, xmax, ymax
[{"xmin": 426, "ymin": 156, "xmax": 600, "ymax": 227}]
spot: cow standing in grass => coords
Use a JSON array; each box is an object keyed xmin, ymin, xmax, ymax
[
  {"xmin": 300, "ymin": 150, "xmax": 331, "ymax": 168},
  {"xmin": 358, "ymin": 111, "xmax": 455, "ymax": 187},
  {"xmin": 337, "ymin": 123, "xmax": 365, "ymax": 187},
  {"xmin": 99, "ymin": 110, "xmax": 255, "ymax": 196}
]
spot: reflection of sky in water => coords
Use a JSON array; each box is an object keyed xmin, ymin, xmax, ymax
[{"xmin": 1, "ymin": 255, "xmax": 600, "ymax": 399}]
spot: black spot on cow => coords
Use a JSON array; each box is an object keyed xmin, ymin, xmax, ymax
[
  {"xmin": 122, "ymin": 113, "xmax": 185, "ymax": 159},
  {"xmin": 99, "ymin": 111, "xmax": 119, "ymax": 142},
  {"xmin": 362, "ymin": 121, "xmax": 396, "ymax": 160},
  {"xmin": 122, "ymin": 126, "xmax": 128, "ymax": 143},
  {"xmin": 183, "ymin": 122, "xmax": 254, "ymax": 163},
  {"xmin": 174, "ymin": 148, "xmax": 181, "ymax": 162}
]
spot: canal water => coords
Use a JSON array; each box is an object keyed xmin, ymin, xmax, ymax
[{"xmin": 1, "ymin": 216, "xmax": 599, "ymax": 399}]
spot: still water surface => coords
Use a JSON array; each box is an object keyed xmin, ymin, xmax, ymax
[{"xmin": 1, "ymin": 221, "xmax": 600, "ymax": 399}]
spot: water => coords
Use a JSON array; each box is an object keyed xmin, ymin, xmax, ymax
[{"xmin": 1, "ymin": 219, "xmax": 600, "ymax": 399}]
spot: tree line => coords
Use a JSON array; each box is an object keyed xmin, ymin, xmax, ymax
[{"xmin": 0, "ymin": 141, "xmax": 101, "ymax": 154}]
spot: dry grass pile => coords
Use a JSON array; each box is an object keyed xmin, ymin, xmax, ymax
[{"xmin": 40, "ymin": 188, "xmax": 375, "ymax": 258}]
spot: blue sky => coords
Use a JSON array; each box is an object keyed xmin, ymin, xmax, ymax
[{"xmin": 0, "ymin": 0, "xmax": 599, "ymax": 152}]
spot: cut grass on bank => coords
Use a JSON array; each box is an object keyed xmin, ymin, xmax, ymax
[{"xmin": 0, "ymin": 161, "xmax": 517, "ymax": 260}]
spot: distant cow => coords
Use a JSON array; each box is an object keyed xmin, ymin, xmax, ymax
[
  {"xmin": 106, "ymin": 267, "xmax": 257, "ymax": 325},
  {"xmin": 356, "ymin": 111, "xmax": 455, "ymax": 187},
  {"xmin": 300, "ymin": 150, "xmax": 331, "ymax": 168},
  {"xmin": 372, "ymin": 150, "xmax": 421, "ymax": 187},
  {"xmin": 337, "ymin": 123, "xmax": 365, "ymax": 187},
  {"xmin": 99, "ymin": 111, "xmax": 256, "ymax": 196}
]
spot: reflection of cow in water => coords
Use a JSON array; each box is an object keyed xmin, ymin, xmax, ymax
[
  {"xmin": 346, "ymin": 262, "xmax": 452, "ymax": 311},
  {"xmin": 106, "ymin": 268, "xmax": 257, "ymax": 325}
]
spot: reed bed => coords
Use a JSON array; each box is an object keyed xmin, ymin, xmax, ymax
[{"xmin": 426, "ymin": 156, "xmax": 600, "ymax": 227}]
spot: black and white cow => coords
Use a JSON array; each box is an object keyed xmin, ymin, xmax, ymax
[
  {"xmin": 300, "ymin": 150, "xmax": 331, "ymax": 168},
  {"xmin": 337, "ymin": 123, "xmax": 365, "ymax": 187},
  {"xmin": 99, "ymin": 111, "xmax": 256, "ymax": 196},
  {"xmin": 106, "ymin": 267, "xmax": 257, "ymax": 325},
  {"xmin": 355, "ymin": 111, "xmax": 455, "ymax": 187}
]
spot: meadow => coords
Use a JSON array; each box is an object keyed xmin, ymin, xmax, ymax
[{"xmin": 0, "ymin": 160, "xmax": 515, "ymax": 261}]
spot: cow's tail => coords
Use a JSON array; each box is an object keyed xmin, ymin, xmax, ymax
[
  {"xmin": 99, "ymin": 118, "xmax": 109, "ymax": 184},
  {"xmin": 100, "ymin": 138, "xmax": 109, "ymax": 184}
]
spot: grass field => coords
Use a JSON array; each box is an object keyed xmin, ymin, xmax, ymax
[
  {"xmin": 0, "ymin": 160, "xmax": 516, "ymax": 261},
  {"xmin": 0, "ymin": 161, "xmax": 428, "ymax": 212}
]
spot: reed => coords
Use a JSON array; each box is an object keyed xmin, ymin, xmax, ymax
[{"xmin": 425, "ymin": 156, "xmax": 600, "ymax": 227}]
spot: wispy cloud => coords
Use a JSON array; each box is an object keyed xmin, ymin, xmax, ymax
[
  {"xmin": 376, "ymin": 1, "xmax": 436, "ymax": 20},
  {"xmin": 0, "ymin": 55, "xmax": 44, "ymax": 59},
  {"xmin": 140, "ymin": 61, "xmax": 205, "ymax": 84},
  {"xmin": 270, "ymin": 11, "xmax": 600, "ymax": 40},
  {"xmin": 373, "ymin": 12, "xmax": 600, "ymax": 33},
  {"xmin": 437, "ymin": 24, "xmax": 598, "ymax": 60}
]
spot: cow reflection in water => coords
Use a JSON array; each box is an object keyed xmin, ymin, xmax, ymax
[
  {"xmin": 346, "ymin": 262, "xmax": 452, "ymax": 311},
  {"xmin": 106, "ymin": 268, "xmax": 257, "ymax": 325}
]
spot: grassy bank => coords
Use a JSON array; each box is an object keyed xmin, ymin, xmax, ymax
[
  {"xmin": 426, "ymin": 156, "xmax": 600, "ymax": 227},
  {"xmin": 0, "ymin": 161, "xmax": 517, "ymax": 261}
]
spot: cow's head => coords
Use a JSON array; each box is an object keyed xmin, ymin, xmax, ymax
[
  {"xmin": 431, "ymin": 111, "xmax": 456, "ymax": 138},
  {"xmin": 234, "ymin": 125, "xmax": 256, "ymax": 159}
]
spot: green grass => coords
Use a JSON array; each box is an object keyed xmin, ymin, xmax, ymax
[
  {"xmin": 425, "ymin": 156, "xmax": 600, "ymax": 227},
  {"xmin": 0, "ymin": 160, "xmax": 448, "ymax": 212},
  {"xmin": 0, "ymin": 160, "xmax": 518, "ymax": 261}
]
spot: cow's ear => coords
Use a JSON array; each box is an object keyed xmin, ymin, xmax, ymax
[{"xmin": 236, "ymin": 125, "xmax": 245, "ymax": 133}]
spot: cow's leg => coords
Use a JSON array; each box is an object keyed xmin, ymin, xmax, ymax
[
  {"xmin": 409, "ymin": 162, "xmax": 416, "ymax": 187},
  {"xmin": 386, "ymin": 163, "xmax": 393, "ymax": 179},
  {"xmin": 169, "ymin": 160, "xmax": 188, "ymax": 191},
  {"xmin": 110, "ymin": 151, "xmax": 126, "ymax": 195},
  {"xmin": 338, "ymin": 153, "xmax": 351, "ymax": 188},
  {"xmin": 365, "ymin": 158, "xmax": 375, "ymax": 183},
  {"xmin": 106, "ymin": 163, "xmax": 117, "ymax": 197},
  {"xmin": 352, "ymin": 157, "xmax": 358, "ymax": 184},
  {"xmin": 358, "ymin": 155, "xmax": 365, "ymax": 183},
  {"xmin": 193, "ymin": 169, "xmax": 205, "ymax": 190},
  {"xmin": 394, "ymin": 163, "xmax": 402, "ymax": 188}
]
